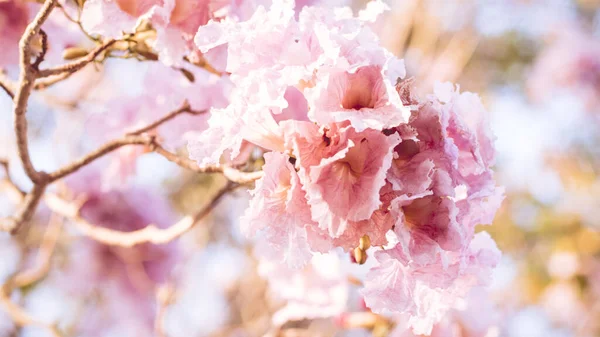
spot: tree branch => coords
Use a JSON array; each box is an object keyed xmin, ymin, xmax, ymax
[
  {"xmin": 47, "ymin": 134, "xmax": 154, "ymax": 182},
  {"xmin": 0, "ymin": 285, "xmax": 63, "ymax": 337},
  {"xmin": 46, "ymin": 101, "xmax": 262, "ymax": 184},
  {"xmin": 37, "ymin": 39, "xmax": 117, "ymax": 78},
  {"xmin": 125, "ymin": 100, "xmax": 205, "ymax": 136},
  {"xmin": 152, "ymin": 144, "xmax": 263, "ymax": 184},
  {"xmin": 1, "ymin": 212, "xmax": 64, "ymax": 337},
  {"xmin": 13, "ymin": 0, "xmax": 57, "ymax": 184},
  {"xmin": 45, "ymin": 182, "xmax": 237, "ymax": 247},
  {"xmin": 0, "ymin": 70, "xmax": 15, "ymax": 98},
  {"xmin": 11, "ymin": 213, "xmax": 63, "ymax": 289},
  {"xmin": 2, "ymin": 182, "xmax": 48, "ymax": 234}
]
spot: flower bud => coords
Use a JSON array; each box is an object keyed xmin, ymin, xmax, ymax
[
  {"xmin": 353, "ymin": 247, "xmax": 367, "ymax": 265},
  {"xmin": 179, "ymin": 68, "xmax": 195, "ymax": 83},
  {"xmin": 62, "ymin": 47, "xmax": 89, "ymax": 60},
  {"xmin": 359, "ymin": 234, "xmax": 371, "ymax": 251}
]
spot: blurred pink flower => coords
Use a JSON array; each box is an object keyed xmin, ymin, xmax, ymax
[
  {"xmin": 0, "ymin": 0, "xmax": 29, "ymax": 66},
  {"xmin": 529, "ymin": 26, "xmax": 600, "ymax": 112},
  {"xmin": 259, "ymin": 252, "xmax": 349, "ymax": 325},
  {"xmin": 56, "ymin": 168, "xmax": 179, "ymax": 335}
]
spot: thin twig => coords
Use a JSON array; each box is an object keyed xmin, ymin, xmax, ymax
[
  {"xmin": 152, "ymin": 144, "xmax": 263, "ymax": 184},
  {"xmin": 34, "ymin": 70, "xmax": 77, "ymax": 90},
  {"xmin": 1, "ymin": 98, "xmax": 261, "ymax": 233},
  {"xmin": 45, "ymin": 100, "xmax": 262, "ymax": 184},
  {"xmin": 37, "ymin": 39, "xmax": 117, "ymax": 78},
  {"xmin": 0, "ymin": 286, "xmax": 63, "ymax": 337},
  {"xmin": 4, "ymin": 182, "xmax": 48, "ymax": 234},
  {"xmin": 45, "ymin": 183, "xmax": 237, "ymax": 247},
  {"xmin": 47, "ymin": 134, "xmax": 154, "ymax": 182},
  {"xmin": 11, "ymin": 213, "xmax": 63, "ymax": 289},
  {"xmin": 155, "ymin": 284, "xmax": 175, "ymax": 337},
  {"xmin": 125, "ymin": 100, "xmax": 205, "ymax": 136},
  {"xmin": 0, "ymin": 71, "xmax": 15, "ymax": 98}
]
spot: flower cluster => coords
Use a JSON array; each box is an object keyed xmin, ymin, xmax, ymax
[
  {"xmin": 80, "ymin": 0, "xmax": 271, "ymax": 66},
  {"xmin": 187, "ymin": 0, "xmax": 503, "ymax": 333}
]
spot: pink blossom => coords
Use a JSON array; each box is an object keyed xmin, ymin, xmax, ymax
[
  {"xmin": 0, "ymin": 0, "xmax": 29, "ymax": 66},
  {"xmin": 363, "ymin": 232, "xmax": 501, "ymax": 335},
  {"xmin": 259, "ymin": 252, "xmax": 349, "ymax": 325},
  {"xmin": 241, "ymin": 151, "xmax": 315, "ymax": 268},
  {"xmin": 284, "ymin": 122, "xmax": 400, "ymax": 237},
  {"xmin": 80, "ymin": 0, "xmax": 251, "ymax": 65},
  {"xmin": 391, "ymin": 287, "xmax": 500, "ymax": 337},
  {"xmin": 528, "ymin": 26, "xmax": 600, "ymax": 111},
  {"xmin": 190, "ymin": 0, "xmax": 405, "ymax": 166},
  {"xmin": 306, "ymin": 64, "xmax": 408, "ymax": 131},
  {"xmin": 187, "ymin": 1, "xmax": 504, "ymax": 330}
]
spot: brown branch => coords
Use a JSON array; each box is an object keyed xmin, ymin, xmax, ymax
[
  {"xmin": 47, "ymin": 134, "xmax": 154, "ymax": 182},
  {"xmin": 46, "ymin": 100, "xmax": 262, "ymax": 184},
  {"xmin": 37, "ymin": 39, "xmax": 117, "ymax": 78},
  {"xmin": 13, "ymin": 0, "xmax": 57, "ymax": 184},
  {"xmin": 152, "ymin": 144, "xmax": 263, "ymax": 184},
  {"xmin": 34, "ymin": 71, "xmax": 75, "ymax": 90},
  {"xmin": 125, "ymin": 100, "xmax": 205, "ymax": 136},
  {"xmin": 45, "ymin": 182, "xmax": 237, "ymax": 247},
  {"xmin": 1, "ymin": 209, "xmax": 64, "ymax": 337},
  {"xmin": 3, "ymin": 94, "xmax": 259, "ymax": 234},
  {"xmin": 3, "ymin": 182, "xmax": 48, "ymax": 234},
  {"xmin": 31, "ymin": 29, "xmax": 48, "ymax": 69},
  {"xmin": 0, "ymin": 70, "xmax": 15, "ymax": 98},
  {"xmin": 0, "ymin": 285, "xmax": 63, "ymax": 337},
  {"xmin": 11, "ymin": 213, "xmax": 62, "ymax": 289}
]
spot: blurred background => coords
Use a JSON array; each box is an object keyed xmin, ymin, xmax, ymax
[{"xmin": 2, "ymin": 0, "xmax": 600, "ymax": 336}]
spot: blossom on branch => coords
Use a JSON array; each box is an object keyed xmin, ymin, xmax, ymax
[{"xmin": 187, "ymin": 0, "xmax": 503, "ymax": 333}]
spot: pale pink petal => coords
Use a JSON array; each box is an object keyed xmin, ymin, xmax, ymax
[
  {"xmin": 297, "ymin": 126, "xmax": 400, "ymax": 237},
  {"xmin": 241, "ymin": 151, "xmax": 315, "ymax": 268},
  {"xmin": 307, "ymin": 65, "xmax": 408, "ymax": 131},
  {"xmin": 259, "ymin": 253, "xmax": 349, "ymax": 325},
  {"xmin": 362, "ymin": 231, "xmax": 501, "ymax": 335},
  {"xmin": 81, "ymin": 0, "xmax": 138, "ymax": 38},
  {"xmin": 187, "ymin": 105, "xmax": 245, "ymax": 167}
]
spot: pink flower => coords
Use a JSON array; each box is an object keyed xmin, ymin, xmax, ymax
[
  {"xmin": 390, "ymin": 287, "xmax": 500, "ymax": 337},
  {"xmin": 80, "ymin": 0, "xmax": 250, "ymax": 65},
  {"xmin": 0, "ymin": 0, "xmax": 29, "ymax": 66},
  {"xmin": 306, "ymin": 64, "xmax": 408, "ymax": 131},
  {"xmin": 362, "ymin": 232, "xmax": 501, "ymax": 335},
  {"xmin": 187, "ymin": 1, "xmax": 504, "ymax": 330},
  {"xmin": 259, "ymin": 252, "xmax": 349, "ymax": 325},
  {"xmin": 283, "ymin": 121, "xmax": 400, "ymax": 238},
  {"xmin": 242, "ymin": 151, "xmax": 315, "ymax": 268}
]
